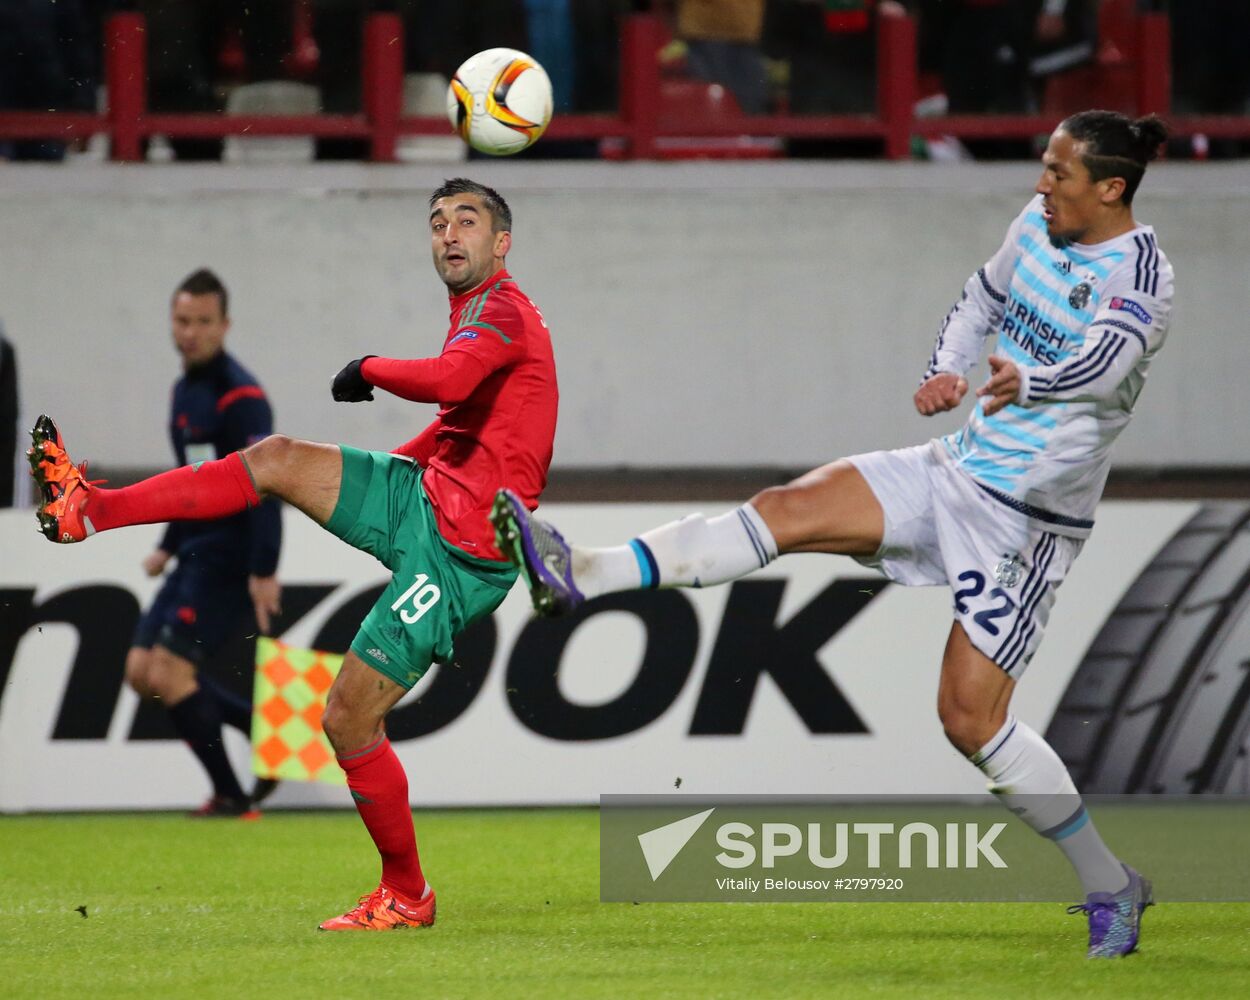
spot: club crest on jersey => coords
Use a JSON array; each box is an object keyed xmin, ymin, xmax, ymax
[
  {"xmin": 1068, "ymin": 282, "xmax": 1092, "ymax": 310},
  {"xmin": 995, "ymin": 553, "xmax": 1025, "ymax": 588}
]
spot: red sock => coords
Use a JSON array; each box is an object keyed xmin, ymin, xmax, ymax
[
  {"xmin": 338, "ymin": 736, "xmax": 426, "ymax": 899},
  {"xmin": 87, "ymin": 452, "xmax": 260, "ymax": 533}
]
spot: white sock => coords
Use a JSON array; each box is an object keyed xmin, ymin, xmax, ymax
[
  {"xmin": 572, "ymin": 503, "xmax": 778, "ymax": 599},
  {"xmin": 970, "ymin": 716, "xmax": 1128, "ymax": 896}
]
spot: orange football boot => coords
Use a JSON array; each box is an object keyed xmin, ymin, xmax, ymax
[
  {"xmin": 27, "ymin": 414, "xmax": 100, "ymax": 543},
  {"xmin": 318, "ymin": 883, "xmax": 436, "ymax": 932}
]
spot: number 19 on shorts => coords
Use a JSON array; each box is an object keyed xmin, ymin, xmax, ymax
[{"xmin": 391, "ymin": 573, "xmax": 442, "ymax": 624}]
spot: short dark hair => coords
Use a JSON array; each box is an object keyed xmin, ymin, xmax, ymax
[
  {"xmin": 429, "ymin": 178, "xmax": 512, "ymax": 233},
  {"xmin": 174, "ymin": 268, "xmax": 229, "ymax": 317},
  {"xmin": 1059, "ymin": 110, "xmax": 1169, "ymax": 206}
]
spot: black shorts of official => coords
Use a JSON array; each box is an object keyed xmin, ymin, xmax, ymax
[{"xmin": 132, "ymin": 558, "xmax": 256, "ymax": 666}]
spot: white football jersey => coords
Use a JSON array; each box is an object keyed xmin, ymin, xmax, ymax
[{"xmin": 924, "ymin": 195, "xmax": 1173, "ymax": 537}]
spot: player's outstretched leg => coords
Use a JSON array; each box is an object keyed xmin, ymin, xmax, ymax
[
  {"xmin": 490, "ymin": 489, "xmax": 584, "ymax": 615},
  {"xmin": 28, "ymin": 414, "xmax": 264, "ymax": 542},
  {"xmin": 318, "ymin": 883, "xmax": 436, "ymax": 932},
  {"xmin": 28, "ymin": 414, "xmax": 100, "ymax": 543},
  {"xmin": 1068, "ymin": 864, "xmax": 1154, "ymax": 958},
  {"xmin": 490, "ymin": 488, "xmax": 779, "ymax": 616}
]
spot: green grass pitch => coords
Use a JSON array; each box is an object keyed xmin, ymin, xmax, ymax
[{"xmin": 2, "ymin": 809, "xmax": 1248, "ymax": 999}]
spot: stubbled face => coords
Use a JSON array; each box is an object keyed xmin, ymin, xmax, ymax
[
  {"xmin": 430, "ymin": 193, "xmax": 511, "ymax": 294},
  {"xmin": 171, "ymin": 291, "xmax": 229, "ymax": 369},
  {"xmin": 1035, "ymin": 129, "xmax": 1121, "ymax": 244}
]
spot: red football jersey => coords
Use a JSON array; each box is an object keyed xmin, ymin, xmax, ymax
[{"xmin": 362, "ymin": 269, "xmax": 558, "ymax": 560}]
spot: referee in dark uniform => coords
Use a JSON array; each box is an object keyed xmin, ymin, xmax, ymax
[{"xmin": 125, "ymin": 269, "xmax": 284, "ymax": 817}]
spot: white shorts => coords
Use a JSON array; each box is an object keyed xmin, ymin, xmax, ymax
[{"xmin": 848, "ymin": 441, "xmax": 1083, "ymax": 676}]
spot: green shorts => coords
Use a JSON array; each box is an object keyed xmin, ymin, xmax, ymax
[{"xmin": 325, "ymin": 446, "xmax": 517, "ymax": 689}]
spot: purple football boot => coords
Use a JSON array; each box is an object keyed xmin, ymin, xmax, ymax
[
  {"xmin": 1068, "ymin": 864, "xmax": 1153, "ymax": 958},
  {"xmin": 490, "ymin": 489, "xmax": 585, "ymax": 616}
]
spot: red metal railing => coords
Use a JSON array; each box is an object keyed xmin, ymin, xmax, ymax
[{"xmin": 0, "ymin": 11, "xmax": 1243, "ymax": 162}]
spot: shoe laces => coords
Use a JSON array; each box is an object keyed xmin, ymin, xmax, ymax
[
  {"xmin": 49, "ymin": 460, "xmax": 105, "ymax": 503},
  {"xmin": 75, "ymin": 460, "xmax": 106, "ymax": 489},
  {"xmin": 1068, "ymin": 900, "xmax": 1118, "ymax": 941},
  {"xmin": 1067, "ymin": 900, "xmax": 1117, "ymax": 916},
  {"xmin": 348, "ymin": 886, "xmax": 388, "ymax": 919}
]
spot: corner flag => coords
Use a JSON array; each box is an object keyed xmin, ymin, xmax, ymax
[{"xmin": 251, "ymin": 637, "xmax": 345, "ymax": 785}]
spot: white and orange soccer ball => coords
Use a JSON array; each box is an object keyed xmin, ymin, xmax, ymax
[{"xmin": 446, "ymin": 48, "xmax": 554, "ymax": 156}]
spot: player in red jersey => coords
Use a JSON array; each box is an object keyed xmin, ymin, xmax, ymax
[{"xmin": 28, "ymin": 178, "xmax": 558, "ymax": 931}]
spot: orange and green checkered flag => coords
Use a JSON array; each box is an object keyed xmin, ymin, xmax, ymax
[{"xmin": 251, "ymin": 637, "xmax": 345, "ymax": 785}]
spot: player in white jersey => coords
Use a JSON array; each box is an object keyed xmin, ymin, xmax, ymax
[{"xmin": 493, "ymin": 109, "xmax": 1170, "ymax": 958}]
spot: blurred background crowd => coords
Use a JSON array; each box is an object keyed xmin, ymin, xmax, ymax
[{"xmin": 0, "ymin": 0, "xmax": 1247, "ymax": 162}]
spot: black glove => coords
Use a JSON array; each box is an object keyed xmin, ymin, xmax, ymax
[{"xmin": 332, "ymin": 356, "xmax": 377, "ymax": 402}]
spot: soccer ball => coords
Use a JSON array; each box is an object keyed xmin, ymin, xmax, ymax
[{"xmin": 446, "ymin": 48, "xmax": 553, "ymax": 156}]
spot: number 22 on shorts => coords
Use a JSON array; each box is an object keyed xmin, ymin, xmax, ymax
[
  {"xmin": 391, "ymin": 573, "xmax": 442, "ymax": 624},
  {"xmin": 952, "ymin": 570, "xmax": 1016, "ymax": 636}
]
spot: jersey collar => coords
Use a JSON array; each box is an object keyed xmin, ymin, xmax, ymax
[
  {"xmin": 185, "ymin": 349, "xmax": 229, "ymax": 379},
  {"xmin": 448, "ymin": 268, "xmax": 510, "ymax": 309}
]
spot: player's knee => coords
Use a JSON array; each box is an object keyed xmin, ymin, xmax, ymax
[
  {"xmin": 145, "ymin": 647, "xmax": 196, "ymax": 701},
  {"xmin": 242, "ymin": 433, "xmax": 298, "ymax": 488},
  {"xmin": 124, "ymin": 648, "xmax": 154, "ymax": 698},
  {"xmin": 321, "ymin": 693, "xmax": 361, "ymax": 752},
  {"xmin": 322, "ymin": 692, "xmax": 387, "ymax": 755},
  {"xmin": 748, "ymin": 484, "xmax": 806, "ymax": 548},
  {"xmin": 939, "ymin": 702, "xmax": 999, "ymax": 757}
]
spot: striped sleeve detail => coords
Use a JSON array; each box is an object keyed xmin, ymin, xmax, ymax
[
  {"xmin": 923, "ymin": 293, "xmax": 966, "ymax": 381},
  {"xmin": 1026, "ymin": 333, "xmax": 1127, "ymax": 400},
  {"xmin": 1133, "ymin": 233, "xmax": 1160, "ymax": 296},
  {"xmin": 977, "ymin": 267, "xmax": 1007, "ymax": 304},
  {"xmin": 454, "ymin": 281, "xmax": 501, "ymax": 329},
  {"xmin": 1090, "ymin": 318, "xmax": 1148, "ymax": 351}
]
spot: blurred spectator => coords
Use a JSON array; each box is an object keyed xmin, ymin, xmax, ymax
[
  {"xmin": 768, "ymin": 0, "xmax": 909, "ymax": 118},
  {"xmin": 676, "ymin": 0, "xmax": 769, "ymax": 115},
  {"xmin": 572, "ymin": 0, "xmax": 631, "ymax": 113},
  {"xmin": 1028, "ymin": 0, "xmax": 1098, "ymax": 85},
  {"xmin": 917, "ymin": 0, "xmax": 1084, "ymax": 158},
  {"xmin": 1, "ymin": 325, "xmax": 18, "ymax": 508},
  {"xmin": 0, "ymin": 0, "xmax": 96, "ymax": 161},
  {"xmin": 315, "ymin": 0, "xmax": 529, "ymax": 159},
  {"xmin": 917, "ymin": 0, "xmax": 1035, "ymax": 116},
  {"xmin": 525, "ymin": 0, "xmax": 576, "ymax": 114},
  {"xmin": 142, "ymin": 0, "xmax": 292, "ymax": 160},
  {"xmin": 1173, "ymin": 0, "xmax": 1250, "ymax": 116}
]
